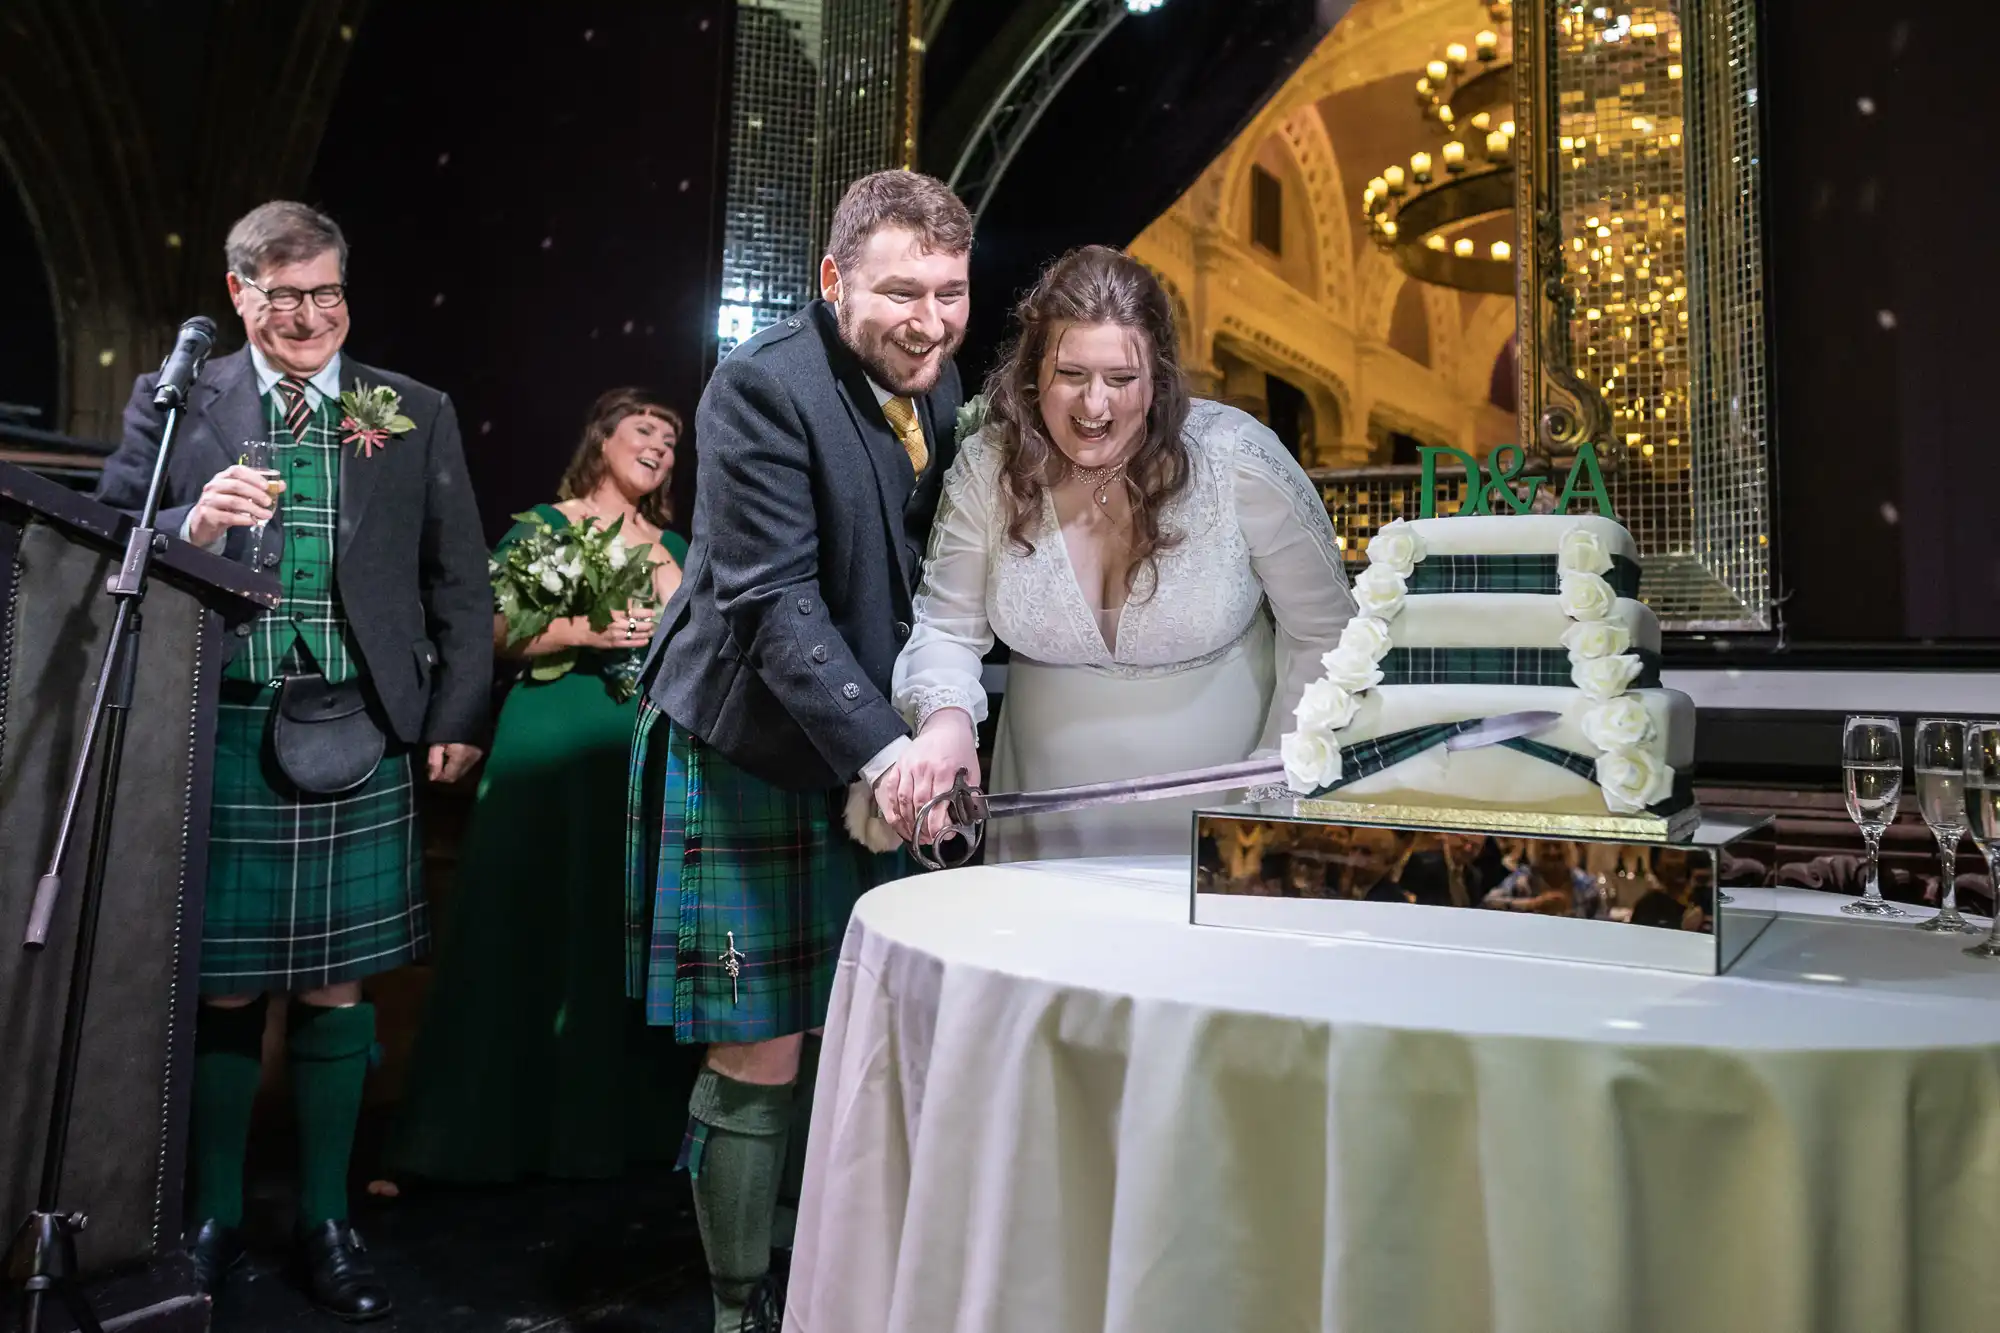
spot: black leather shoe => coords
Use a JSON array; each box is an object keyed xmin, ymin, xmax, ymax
[
  {"xmin": 296, "ymin": 1220, "xmax": 394, "ymax": 1322},
  {"xmin": 186, "ymin": 1218, "xmax": 245, "ymax": 1297},
  {"xmin": 740, "ymin": 1250, "xmax": 790, "ymax": 1333}
]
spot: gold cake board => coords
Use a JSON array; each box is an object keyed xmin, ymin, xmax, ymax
[{"xmin": 1284, "ymin": 796, "xmax": 1705, "ymax": 844}]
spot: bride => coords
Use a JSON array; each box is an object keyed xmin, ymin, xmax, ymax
[{"xmin": 874, "ymin": 244, "xmax": 1354, "ymax": 861}]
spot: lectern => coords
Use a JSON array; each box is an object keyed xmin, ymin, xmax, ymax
[{"xmin": 0, "ymin": 462, "xmax": 277, "ymax": 1332}]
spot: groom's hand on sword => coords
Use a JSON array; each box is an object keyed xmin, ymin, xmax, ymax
[{"xmin": 879, "ymin": 707, "xmax": 980, "ymax": 843}]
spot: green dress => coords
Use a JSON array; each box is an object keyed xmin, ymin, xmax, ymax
[{"xmin": 387, "ymin": 504, "xmax": 697, "ymax": 1182}]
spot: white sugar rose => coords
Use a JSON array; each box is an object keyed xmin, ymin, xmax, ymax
[
  {"xmin": 1596, "ymin": 745, "xmax": 1674, "ymax": 813},
  {"xmin": 1581, "ymin": 695, "xmax": 1656, "ymax": 751},
  {"xmin": 1353, "ymin": 564, "xmax": 1409, "ymax": 620},
  {"xmin": 1365, "ymin": 519, "xmax": 1427, "ymax": 576},
  {"xmin": 1572, "ymin": 652, "xmax": 1644, "ymax": 701},
  {"xmin": 1561, "ymin": 618, "xmax": 1633, "ymax": 661},
  {"xmin": 1294, "ymin": 677, "xmax": 1360, "ymax": 733},
  {"xmin": 1335, "ymin": 615, "xmax": 1393, "ymax": 663},
  {"xmin": 1558, "ymin": 570, "xmax": 1616, "ymax": 622},
  {"xmin": 1282, "ymin": 726, "xmax": 1344, "ymax": 794},
  {"xmin": 1318, "ymin": 645, "xmax": 1385, "ymax": 693},
  {"xmin": 1559, "ymin": 526, "xmax": 1615, "ymax": 576}
]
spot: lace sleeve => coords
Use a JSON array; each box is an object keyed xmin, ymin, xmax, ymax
[
  {"xmin": 1229, "ymin": 421, "xmax": 1355, "ymax": 754},
  {"xmin": 893, "ymin": 433, "xmax": 999, "ymax": 728}
]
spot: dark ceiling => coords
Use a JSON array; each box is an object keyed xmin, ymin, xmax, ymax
[{"xmin": 927, "ymin": 0, "xmax": 1342, "ymax": 386}]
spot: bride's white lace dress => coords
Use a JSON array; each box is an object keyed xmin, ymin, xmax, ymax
[{"xmin": 893, "ymin": 399, "xmax": 1354, "ymax": 862}]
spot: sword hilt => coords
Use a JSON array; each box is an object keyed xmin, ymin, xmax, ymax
[{"xmin": 912, "ymin": 768, "xmax": 986, "ymax": 871}]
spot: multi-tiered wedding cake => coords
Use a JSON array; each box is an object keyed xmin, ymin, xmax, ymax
[{"xmin": 1280, "ymin": 514, "xmax": 1695, "ymax": 824}]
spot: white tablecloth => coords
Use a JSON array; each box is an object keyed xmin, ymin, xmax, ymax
[{"xmin": 786, "ymin": 858, "xmax": 2000, "ymax": 1333}]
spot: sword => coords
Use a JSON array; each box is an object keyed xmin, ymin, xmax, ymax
[{"xmin": 908, "ymin": 709, "xmax": 1563, "ymax": 870}]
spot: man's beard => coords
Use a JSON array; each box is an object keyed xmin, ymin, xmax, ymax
[{"xmin": 838, "ymin": 305, "xmax": 960, "ymax": 397}]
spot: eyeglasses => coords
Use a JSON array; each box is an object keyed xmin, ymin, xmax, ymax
[{"xmin": 236, "ymin": 274, "xmax": 347, "ymax": 312}]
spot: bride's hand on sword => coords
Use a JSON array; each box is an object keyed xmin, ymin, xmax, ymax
[{"xmin": 878, "ymin": 707, "xmax": 980, "ymax": 844}]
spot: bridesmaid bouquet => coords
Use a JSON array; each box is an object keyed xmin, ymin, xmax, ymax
[{"xmin": 491, "ymin": 510, "xmax": 659, "ymax": 700}]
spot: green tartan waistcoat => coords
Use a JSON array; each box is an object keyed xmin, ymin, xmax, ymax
[{"xmin": 224, "ymin": 391, "xmax": 363, "ymax": 684}]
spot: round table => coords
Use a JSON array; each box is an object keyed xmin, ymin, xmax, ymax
[{"xmin": 785, "ymin": 858, "xmax": 2000, "ymax": 1333}]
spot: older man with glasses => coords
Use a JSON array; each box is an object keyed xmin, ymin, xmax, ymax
[{"xmin": 94, "ymin": 199, "xmax": 492, "ymax": 1321}]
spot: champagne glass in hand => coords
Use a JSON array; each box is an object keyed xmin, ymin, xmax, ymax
[
  {"xmin": 1841, "ymin": 715, "xmax": 1907, "ymax": 917},
  {"xmin": 237, "ymin": 440, "xmax": 281, "ymax": 561},
  {"xmin": 1914, "ymin": 718, "xmax": 1978, "ymax": 933},
  {"xmin": 1961, "ymin": 723, "xmax": 2000, "ymax": 958}
]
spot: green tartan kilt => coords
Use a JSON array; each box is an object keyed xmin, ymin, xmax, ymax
[
  {"xmin": 624, "ymin": 703, "xmax": 905, "ymax": 1044},
  {"xmin": 200, "ymin": 683, "xmax": 426, "ymax": 994}
]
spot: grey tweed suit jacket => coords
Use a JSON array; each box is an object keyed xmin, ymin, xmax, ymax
[{"xmin": 641, "ymin": 300, "xmax": 962, "ymax": 793}]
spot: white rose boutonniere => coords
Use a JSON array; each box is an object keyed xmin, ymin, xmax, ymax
[
  {"xmin": 1580, "ymin": 695, "xmax": 1656, "ymax": 751},
  {"xmin": 1558, "ymin": 570, "xmax": 1617, "ymax": 622},
  {"xmin": 1572, "ymin": 652, "xmax": 1644, "ymax": 701},
  {"xmin": 1558, "ymin": 526, "xmax": 1615, "ymax": 576},
  {"xmin": 1561, "ymin": 618, "xmax": 1633, "ymax": 661},
  {"xmin": 1336, "ymin": 615, "xmax": 1394, "ymax": 662},
  {"xmin": 1596, "ymin": 746, "xmax": 1674, "ymax": 813},
  {"xmin": 1294, "ymin": 677, "xmax": 1360, "ymax": 733},
  {"xmin": 1282, "ymin": 726, "xmax": 1344, "ymax": 794},
  {"xmin": 1365, "ymin": 519, "xmax": 1427, "ymax": 577},
  {"xmin": 1353, "ymin": 563, "xmax": 1409, "ymax": 620},
  {"xmin": 1318, "ymin": 645, "xmax": 1385, "ymax": 694}
]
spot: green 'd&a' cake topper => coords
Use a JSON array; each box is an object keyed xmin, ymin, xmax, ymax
[{"xmin": 1417, "ymin": 440, "xmax": 1619, "ymax": 520}]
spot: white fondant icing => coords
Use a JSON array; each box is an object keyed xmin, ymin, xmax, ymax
[
  {"xmin": 1402, "ymin": 514, "xmax": 1636, "ymax": 562},
  {"xmin": 1342, "ymin": 684, "xmax": 1695, "ymax": 770},
  {"xmin": 1387, "ymin": 594, "xmax": 1661, "ymax": 655}
]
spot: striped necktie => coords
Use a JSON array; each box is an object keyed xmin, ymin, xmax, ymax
[
  {"xmin": 274, "ymin": 375, "xmax": 314, "ymax": 441},
  {"xmin": 879, "ymin": 395, "xmax": 928, "ymax": 476}
]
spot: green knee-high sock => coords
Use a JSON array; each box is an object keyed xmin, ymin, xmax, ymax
[
  {"xmin": 771, "ymin": 1035, "xmax": 822, "ymax": 1252},
  {"xmin": 687, "ymin": 1068, "xmax": 794, "ymax": 1332},
  {"xmin": 191, "ymin": 997, "xmax": 270, "ymax": 1228},
  {"xmin": 781, "ymin": 1036, "xmax": 822, "ymax": 1204},
  {"xmin": 287, "ymin": 1000, "xmax": 376, "ymax": 1230}
]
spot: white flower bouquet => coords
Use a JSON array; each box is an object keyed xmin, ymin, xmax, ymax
[{"xmin": 490, "ymin": 510, "xmax": 660, "ymax": 700}]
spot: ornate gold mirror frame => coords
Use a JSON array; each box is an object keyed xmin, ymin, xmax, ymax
[{"xmin": 1514, "ymin": 0, "xmax": 1773, "ymax": 631}]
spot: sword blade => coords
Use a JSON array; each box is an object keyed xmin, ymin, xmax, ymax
[
  {"xmin": 1442, "ymin": 709, "xmax": 1564, "ymax": 751},
  {"xmin": 966, "ymin": 710, "xmax": 1565, "ymax": 825},
  {"xmin": 980, "ymin": 756, "xmax": 1288, "ymax": 820}
]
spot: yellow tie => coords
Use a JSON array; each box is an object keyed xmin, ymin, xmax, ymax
[{"xmin": 880, "ymin": 395, "xmax": 928, "ymax": 476}]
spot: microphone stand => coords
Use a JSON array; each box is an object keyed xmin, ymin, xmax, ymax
[{"xmin": 6, "ymin": 362, "xmax": 205, "ymax": 1333}]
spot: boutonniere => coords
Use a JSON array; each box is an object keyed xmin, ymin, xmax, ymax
[
  {"xmin": 953, "ymin": 393, "xmax": 988, "ymax": 445},
  {"xmin": 338, "ymin": 383, "xmax": 417, "ymax": 458}
]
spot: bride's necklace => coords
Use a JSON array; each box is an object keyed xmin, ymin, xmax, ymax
[{"xmin": 1067, "ymin": 460, "xmax": 1128, "ymax": 507}]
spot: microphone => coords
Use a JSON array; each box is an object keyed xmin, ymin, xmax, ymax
[{"xmin": 151, "ymin": 315, "xmax": 219, "ymax": 409}]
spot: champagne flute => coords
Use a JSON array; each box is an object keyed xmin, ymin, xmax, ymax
[
  {"xmin": 1913, "ymin": 718, "xmax": 1978, "ymax": 933},
  {"xmin": 1962, "ymin": 723, "xmax": 2000, "ymax": 958},
  {"xmin": 1841, "ymin": 715, "xmax": 1907, "ymax": 916},
  {"xmin": 237, "ymin": 440, "xmax": 281, "ymax": 561}
]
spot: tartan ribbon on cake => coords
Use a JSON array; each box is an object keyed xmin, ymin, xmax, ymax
[
  {"xmin": 1404, "ymin": 552, "xmax": 1641, "ymax": 598},
  {"xmin": 1304, "ymin": 721, "xmax": 1689, "ymax": 816},
  {"xmin": 1377, "ymin": 646, "xmax": 1662, "ymax": 689}
]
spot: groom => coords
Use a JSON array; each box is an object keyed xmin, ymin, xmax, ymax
[{"xmin": 629, "ymin": 168, "xmax": 971, "ymax": 1331}]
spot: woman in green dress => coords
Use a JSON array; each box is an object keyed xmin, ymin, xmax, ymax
[{"xmin": 382, "ymin": 387, "xmax": 695, "ymax": 1185}]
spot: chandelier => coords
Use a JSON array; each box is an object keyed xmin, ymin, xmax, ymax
[{"xmin": 1361, "ymin": 1, "xmax": 1517, "ymax": 295}]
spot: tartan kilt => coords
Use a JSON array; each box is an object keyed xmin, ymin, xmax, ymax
[
  {"xmin": 625, "ymin": 702, "xmax": 905, "ymax": 1044},
  {"xmin": 200, "ymin": 682, "xmax": 426, "ymax": 994}
]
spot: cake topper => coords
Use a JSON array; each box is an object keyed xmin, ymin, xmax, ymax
[{"xmin": 1418, "ymin": 441, "xmax": 1619, "ymax": 520}]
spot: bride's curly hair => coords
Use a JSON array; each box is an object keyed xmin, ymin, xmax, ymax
[{"xmin": 982, "ymin": 245, "xmax": 1192, "ymax": 599}]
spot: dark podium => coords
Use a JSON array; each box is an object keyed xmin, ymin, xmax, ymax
[{"xmin": 0, "ymin": 462, "xmax": 277, "ymax": 1332}]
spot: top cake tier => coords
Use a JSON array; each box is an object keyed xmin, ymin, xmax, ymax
[
  {"xmin": 1400, "ymin": 514, "xmax": 1635, "ymax": 559},
  {"xmin": 1365, "ymin": 514, "xmax": 1641, "ymax": 601}
]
